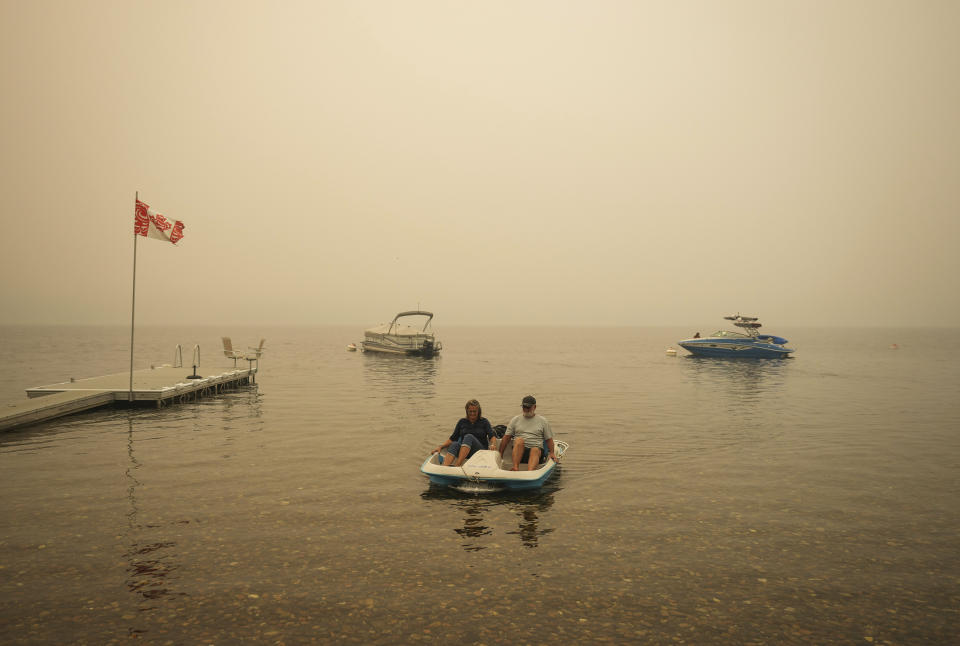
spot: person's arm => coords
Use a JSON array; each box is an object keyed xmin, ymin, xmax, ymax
[
  {"xmin": 484, "ymin": 420, "xmax": 497, "ymax": 450},
  {"xmin": 500, "ymin": 417, "xmax": 518, "ymax": 456},
  {"xmin": 541, "ymin": 418, "xmax": 557, "ymax": 460},
  {"xmin": 435, "ymin": 421, "xmax": 461, "ymax": 454},
  {"xmin": 499, "ymin": 431, "xmax": 512, "ymax": 456}
]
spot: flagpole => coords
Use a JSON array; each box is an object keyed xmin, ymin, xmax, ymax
[{"xmin": 129, "ymin": 191, "xmax": 139, "ymax": 402}]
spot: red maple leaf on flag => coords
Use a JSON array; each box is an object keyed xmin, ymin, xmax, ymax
[{"xmin": 151, "ymin": 213, "xmax": 172, "ymax": 232}]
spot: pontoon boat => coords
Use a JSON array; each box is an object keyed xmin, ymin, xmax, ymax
[{"xmin": 361, "ymin": 310, "xmax": 442, "ymax": 357}]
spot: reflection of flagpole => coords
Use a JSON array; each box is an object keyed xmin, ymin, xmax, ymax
[{"xmin": 129, "ymin": 191, "xmax": 138, "ymax": 402}]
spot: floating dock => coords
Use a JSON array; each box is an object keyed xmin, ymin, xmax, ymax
[{"xmin": 1, "ymin": 363, "xmax": 257, "ymax": 432}]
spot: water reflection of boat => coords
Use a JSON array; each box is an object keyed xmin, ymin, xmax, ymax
[
  {"xmin": 679, "ymin": 314, "xmax": 794, "ymax": 359},
  {"xmin": 682, "ymin": 352, "xmax": 790, "ymax": 393},
  {"xmin": 362, "ymin": 350, "xmax": 437, "ymax": 401},
  {"xmin": 361, "ymin": 310, "xmax": 442, "ymax": 357},
  {"xmin": 506, "ymin": 499, "xmax": 555, "ymax": 548},
  {"xmin": 451, "ymin": 499, "xmax": 494, "ymax": 551},
  {"xmin": 420, "ymin": 487, "xmax": 557, "ymax": 549},
  {"xmin": 421, "ymin": 433, "xmax": 569, "ymax": 491}
]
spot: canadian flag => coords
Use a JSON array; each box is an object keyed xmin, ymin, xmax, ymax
[{"xmin": 134, "ymin": 199, "xmax": 185, "ymax": 244}]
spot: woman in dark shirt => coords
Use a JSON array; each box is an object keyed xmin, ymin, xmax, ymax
[{"xmin": 433, "ymin": 399, "xmax": 496, "ymax": 467}]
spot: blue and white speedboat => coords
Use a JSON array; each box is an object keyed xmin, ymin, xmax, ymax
[
  {"xmin": 421, "ymin": 434, "xmax": 569, "ymax": 491},
  {"xmin": 678, "ymin": 314, "xmax": 794, "ymax": 359}
]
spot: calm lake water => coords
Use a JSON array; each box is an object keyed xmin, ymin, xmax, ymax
[{"xmin": 1, "ymin": 325, "xmax": 958, "ymax": 644}]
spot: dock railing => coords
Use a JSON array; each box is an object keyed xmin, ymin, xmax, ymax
[{"xmin": 186, "ymin": 345, "xmax": 202, "ymax": 380}]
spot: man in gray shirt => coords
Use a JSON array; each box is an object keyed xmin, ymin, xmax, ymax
[{"xmin": 499, "ymin": 395, "xmax": 558, "ymax": 471}]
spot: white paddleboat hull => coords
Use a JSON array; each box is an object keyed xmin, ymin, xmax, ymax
[{"xmin": 420, "ymin": 440, "xmax": 568, "ymax": 491}]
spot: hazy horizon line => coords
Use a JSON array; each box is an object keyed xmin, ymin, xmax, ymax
[{"xmin": 1, "ymin": 322, "xmax": 956, "ymax": 330}]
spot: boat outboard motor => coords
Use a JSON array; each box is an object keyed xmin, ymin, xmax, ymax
[{"xmin": 421, "ymin": 340, "xmax": 435, "ymax": 356}]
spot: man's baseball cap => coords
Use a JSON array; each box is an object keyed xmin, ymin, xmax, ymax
[{"xmin": 521, "ymin": 395, "xmax": 536, "ymax": 407}]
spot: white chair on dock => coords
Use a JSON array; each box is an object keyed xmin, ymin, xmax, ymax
[
  {"xmin": 222, "ymin": 337, "xmax": 244, "ymax": 367},
  {"xmin": 244, "ymin": 339, "xmax": 266, "ymax": 368}
]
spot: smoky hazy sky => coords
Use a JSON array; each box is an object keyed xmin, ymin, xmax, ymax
[{"xmin": 2, "ymin": 1, "xmax": 958, "ymax": 328}]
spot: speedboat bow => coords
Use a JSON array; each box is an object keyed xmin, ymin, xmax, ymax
[{"xmin": 678, "ymin": 314, "xmax": 794, "ymax": 359}]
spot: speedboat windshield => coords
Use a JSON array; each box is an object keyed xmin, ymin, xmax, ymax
[{"xmin": 709, "ymin": 329, "xmax": 751, "ymax": 338}]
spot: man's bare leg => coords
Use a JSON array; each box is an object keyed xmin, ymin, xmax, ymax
[
  {"xmin": 527, "ymin": 447, "xmax": 541, "ymax": 471},
  {"xmin": 511, "ymin": 438, "xmax": 526, "ymax": 471}
]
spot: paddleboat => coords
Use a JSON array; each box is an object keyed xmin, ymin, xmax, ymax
[{"xmin": 420, "ymin": 430, "xmax": 568, "ymax": 491}]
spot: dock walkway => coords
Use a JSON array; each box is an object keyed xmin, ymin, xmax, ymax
[{"xmin": 1, "ymin": 363, "xmax": 257, "ymax": 432}]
